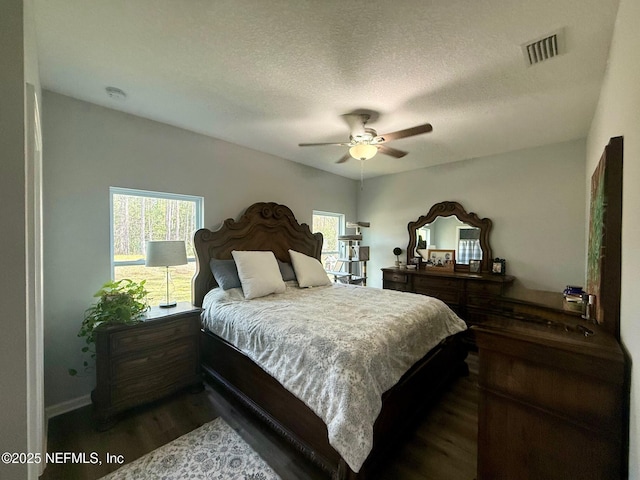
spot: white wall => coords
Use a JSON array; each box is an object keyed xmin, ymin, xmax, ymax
[
  {"xmin": 42, "ymin": 91, "xmax": 357, "ymax": 408},
  {"xmin": 0, "ymin": 3, "xmax": 29, "ymax": 478},
  {"xmin": 586, "ymin": 0, "xmax": 640, "ymax": 475},
  {"xmin": 358, "ymin": 139, "xmax": 586, "ymax": 292},
  {"xmin": 1, "ymin": 0, "xmax": 43, "ymax": 479}
]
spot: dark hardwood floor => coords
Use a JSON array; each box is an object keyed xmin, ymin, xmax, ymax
[{"xmin": 41, "ymin": 353, "xmax": 478, "ymax": 480}]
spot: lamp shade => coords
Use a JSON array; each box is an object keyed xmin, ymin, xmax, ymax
[
  {"xmin": 349, "ymin": 143, "xmax": 377, "ymax": 161},
  {"xmin": 145, "ymin": 240, "xmax": 187, "ymax": 267}
]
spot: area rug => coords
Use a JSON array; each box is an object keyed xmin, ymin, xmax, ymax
[{"xmin": 101, "ymin": 417, "xmax": 281, "ymax": 480}]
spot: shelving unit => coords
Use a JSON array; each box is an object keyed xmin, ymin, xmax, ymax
[{"xmin": 330, "ymin": 222, "xmax": 370, "ymax": 286}]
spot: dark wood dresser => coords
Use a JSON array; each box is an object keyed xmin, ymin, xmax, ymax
[
  {"xmin": 473, "ymin": 306, "xmax": 628, "ymax": 479},
  {"xmin": 92, "ymin": 302, "xmax": 202, "ymax": 429},
  {"xmin": 381, "ymin": 267, "xmax": 514, "ymax": 327}
]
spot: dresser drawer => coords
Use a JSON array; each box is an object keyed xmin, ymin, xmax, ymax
[
  {"xmin": 480, "ymin": 349, "xmax": 622, "ymax": 435},
  {"xmin": 467, "ymin": 293, "xmax": 502, "ymax": 310},
  {"xmin": 414, "ymin": 275, "xmax": 461, "ymax": 290},
  {"xmin": 383, "ymin": 271, "xmax": 409, "ymax": 284},
  {"xmin": 417, "ymin": 288, "xmax": 460, "ymax": 305},
  {"xmin": 466, "ymin": 280, "xmax": 503, "ymax": 296},
  {"xmin": 413, "ymin": 276, "xmax": 461, "ymax": 304},
  {"xmin": 478, "ymin": 389, "xmax": 620, "ymax": 480},
  {"xmin": 110, "ymin": 318, "xmax": 196, "ymax": 355},
  {"xmin": 111, "ymin": 337, "xmax": 197, "ymax": 381},
  {"xmin": 383, "ymin": 281, "xmax": 411, "ymax": 292}
]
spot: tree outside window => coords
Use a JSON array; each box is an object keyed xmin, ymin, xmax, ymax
[
  {"xmin": 110, "ymin": 187, "xmax": 203, "ymax": 305},
  {"xmin": 312, "ymin": 211, "xmax": 344, "ymax": 271}
]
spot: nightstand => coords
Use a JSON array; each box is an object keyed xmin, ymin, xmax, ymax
[{"xmin": 92, "ymin": 302, "xmax": 202, "ymax": 430}]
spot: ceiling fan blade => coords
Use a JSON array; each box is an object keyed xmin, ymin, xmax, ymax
[
  {"xmin": 299, "ymin": 142, "xmax": 352, "ymax": 147},
  {"xmin": 336, "ymin": 153, "xmax": 351, "ymax": 164},
  {"xmin": 375, "ymin": 123, "xmax": 433, "ymax": 143},
  {"xmin": 377, "ymin": 144, "xmax": 408, "ymax": 158}
]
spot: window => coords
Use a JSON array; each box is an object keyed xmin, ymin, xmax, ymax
[
  {"xmin": 312, "ymin": 210, "xmax": 344, "ymax": 271},
  {"xmin": 417, "ymin": 227, "xmax": 431, "ymax": 250},
  {"xmin": 110, "ymin": 187, "xmax": 203, "ymax": 305},
  {"xmin": 456, "ymin": 226, "xmax": 481, "ymax": 264}
]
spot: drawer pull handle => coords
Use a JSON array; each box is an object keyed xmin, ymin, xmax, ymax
[{"xmin": 577, "ymin": 324, "xmax": 594, "ymax": 337}]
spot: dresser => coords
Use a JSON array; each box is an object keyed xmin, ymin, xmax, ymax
[
  {"xmin": 473, "ymin": 312, "xmax": 628, "ymax": 479},
  {"xmin": 381, "ymin": 267, "xmax": 514, "ymax": 328},
  {"xmin": 92, "ymin": 302, "xmax": 202, "ymax": 430}
]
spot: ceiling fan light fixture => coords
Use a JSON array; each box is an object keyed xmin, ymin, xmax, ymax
[{"xmin": 349, "ymin": 143, "xmax": 377, "ymax": 161}]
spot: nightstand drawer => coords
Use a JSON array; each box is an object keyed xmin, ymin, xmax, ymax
[
  {"xmin": 110, "ymin": 361, "xmax": 197, "ymax": 408},
  {"xmin": 110, "ymin": 318, "xmax": 196, "ymax": 355},
  {"xmin": 111, "ymin": 337, "xmax": 197, "ymax": 381}
]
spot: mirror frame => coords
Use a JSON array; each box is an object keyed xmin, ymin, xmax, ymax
[{"xmin": 407, "ymin": 201, "xmax": 493, "ymax": 272}]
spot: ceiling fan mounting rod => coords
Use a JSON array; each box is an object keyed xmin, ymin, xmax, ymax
[{"xmin": 351, "ymin": 127, "xmax": 377, "ymax": 144}]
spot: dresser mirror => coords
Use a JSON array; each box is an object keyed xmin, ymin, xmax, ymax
[{"xmin": 407, "ymin": 201, "xmax": 493, "ymax": 272}]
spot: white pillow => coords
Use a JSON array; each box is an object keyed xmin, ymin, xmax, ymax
[
  {"xmin": 231, "ymin": 250, "xmax": 286, "ymax": 299},
  {"xmin": 289, "ymin": 250, "xmax": 332, "ymax": 288}
]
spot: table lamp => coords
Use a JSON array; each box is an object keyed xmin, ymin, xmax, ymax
[{"xmin": 145, "ymin": 240, "xmax": 187, "ymax": 308}]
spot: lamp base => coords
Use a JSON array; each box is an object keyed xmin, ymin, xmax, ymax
[{"xmin": 159, "ymin": 301, "xmax": 177, "ymax": 308}]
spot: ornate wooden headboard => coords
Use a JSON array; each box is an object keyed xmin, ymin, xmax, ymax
[{"xmin": 192, "ymin": 202, "xmax": 323, "ymax": 307}]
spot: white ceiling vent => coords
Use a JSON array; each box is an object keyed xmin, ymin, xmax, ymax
[{"xmin": 522, "ymin": 29, "xmax": 565, "ymax": 66}]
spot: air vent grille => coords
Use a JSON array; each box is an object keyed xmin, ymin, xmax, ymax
[{"xmin": 522, "ymin": 29, "xmax": 564, "ymax": 66}]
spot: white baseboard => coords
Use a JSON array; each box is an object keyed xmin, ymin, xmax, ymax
[{"xmin": 45, "ymin": 394, "xmax": 92, "ymax": 420}]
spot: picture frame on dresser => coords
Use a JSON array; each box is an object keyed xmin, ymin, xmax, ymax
[
  {"xmin": 469, "ymin": 259, "xmax": 482, "ymax": 273},
  {"xmin": 491, "ymin": 258, "xmax": 505, "ymax": 275},
  {"xmin": 425, "ymin": 249, "xmax": 455, "ymax": 271}
]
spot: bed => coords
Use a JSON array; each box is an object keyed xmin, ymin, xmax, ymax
[{"xmin": 193, "ymin": 202, "xmax": 469, "ymax": 480}]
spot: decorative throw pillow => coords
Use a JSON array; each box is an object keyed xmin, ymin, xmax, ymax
[
  {"xmin": 288, "ymin": 249, "xmax": 332, "ymax": 288},
  {"xmin": 277, "ymin": 259, "xmax": 297, "ymax": 282},
  {"xmin": 231, "ymin": 250, "xmax": 286, "ymax": 299},
  {"xmin": 209, "ymin": 258, "xmax": 242, "ymax": 290}
]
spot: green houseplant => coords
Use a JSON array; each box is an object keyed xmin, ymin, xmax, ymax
[{"xmin": 69, "ymin": 279, "xmax": 149, "ymax": 376}]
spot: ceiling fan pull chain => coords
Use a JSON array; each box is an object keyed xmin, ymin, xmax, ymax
[{"xmin": 360, "ymin": 160, "xmax": 364, "ymax": 190}]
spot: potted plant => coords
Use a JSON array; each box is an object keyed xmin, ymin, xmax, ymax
[{"xmin": 69, "ymin": 279, "xmax": 149, "ymax": 376}]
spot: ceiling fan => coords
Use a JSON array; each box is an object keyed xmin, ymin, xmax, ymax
[{"xmin": 298, "ymin": 113, "xmax": 433, "ymax": 164}]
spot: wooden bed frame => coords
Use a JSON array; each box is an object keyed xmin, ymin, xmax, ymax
[{"xmin": 193, "ymin": 202, "xmax": 468, "ymax": 480}]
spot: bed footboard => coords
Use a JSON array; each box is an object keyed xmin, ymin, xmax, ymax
[{"xmin": 200, "ymin": 328, "xmax": 468, "ymax": 480}]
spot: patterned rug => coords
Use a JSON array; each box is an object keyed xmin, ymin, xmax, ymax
[{"xmin": 101, "ymin": 417, "xmax": 281, "ymax": 480}]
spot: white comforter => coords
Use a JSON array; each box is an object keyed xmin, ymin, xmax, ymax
[{"xmin": 201, "ymin": 282, "xmax": 466, "ymax": 472}]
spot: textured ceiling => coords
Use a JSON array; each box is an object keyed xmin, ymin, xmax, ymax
[{"xmin": 33, "ymin": 0, "xmax": 620, "ymax": 179}]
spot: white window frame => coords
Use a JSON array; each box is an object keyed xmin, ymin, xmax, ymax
[
  {"xmin": 417, "ymin": 227, "xmax": 431, "ymax": 249},
  {"xmin": 456, "ymin": 225, "xmax": 481, "ymax": 264},
  {"xmin": 312, "ymin": 210, "xmax": 345, "ymax": 271},
  {"xmin": 313, "ymin": 210, "xmax": 345, "ymax": 251},
  {"xmin": 109, "ymin": 187, "xmax": 204, "ymax": 278}
]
